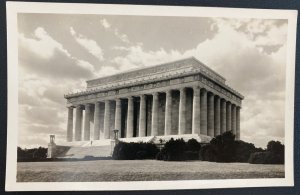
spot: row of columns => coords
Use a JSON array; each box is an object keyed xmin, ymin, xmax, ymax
[{"xmin": 67, "ymin": 87, "xmax": 241, "ymax": 142}]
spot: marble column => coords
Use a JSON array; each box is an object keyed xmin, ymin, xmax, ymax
[
  {"xmin": 75, "ymin": 105, "xmax": 83, "ymax": 141},
  {"xmin": 214, "ymin": 96, "xmax": 221, "ymax": 136},
  {"xmin": 200, "ymin": 89, "xmax": 207, "ymax": 135},
  {"xmin": 115, "ymin": 99, "xmax": 122, "ymax": 132},
  {"xmin": 127, "ymin": 97, "xmax": 134, "ymax": 138},
  {"xmin": 164, "ymin": 90, "xmax": 172, "ymax": 135},
  {"xmin": 66, "ymin": 107, "xmax": 73, "ymax": 142},
  {"xmin": 93, "ymin": 102, "xmax": 101, "ymax": 140},
  {"xmin": 220, "ymin": 99, "xmax": 227, "ymax": 134},
  {"xmin": 232, "ymin": 105, "xmax": 237, "ymax": 135},
  {"xmin": 236, "ymin": 107, "xmax": 240, "ymax": 140},
  {"xmin": 139, "ymin": 95, "xmax": 146, "ymax": 137},
  {"xmin": 207, "ymin": 93, "xmax": 214, "ymax": 137},
  {"xmin": 179, "ymin": 88, "xmax": 186, "ymax": 135},
  {"xmin": 84, "ymin": 104, "xmax": 91, "ymax": 141},
  {"xmin": 226, "ymin": 102, "xmax": 232, "ymax": 131},
  {"xmin": 103, "ymin": 100, "xmax": 111, "ymax": 139},
  {"xmin": 151, "ymin": 92, "xmax": 159, "ymax": 136},
  {"xmin": 192, "ymin": 87, "xmax": 201, "ymax": 135}
]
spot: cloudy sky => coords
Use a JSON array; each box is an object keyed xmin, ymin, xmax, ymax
[{"xmin": 17, "ymin": 13, "xmax": 287, "ymax": 148}]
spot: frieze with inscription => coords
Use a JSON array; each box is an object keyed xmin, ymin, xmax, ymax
[
  {"xmin": 170, "ymin": 78, "xmax": 182, "ymax": 85},
  {"xmin": 119, "ymin": 89, "xmax": 128, "ymax": 94},
  {"xmin": 144, "ymin": 84, "xmax": 153, "ymax": 89},
  {"xmin": 184, "ymin": 76, "xmax": 194, "ymax": 82},
  {"xmin": 108, "ymin": 91, "xmax": 116, "ymax": 96}
]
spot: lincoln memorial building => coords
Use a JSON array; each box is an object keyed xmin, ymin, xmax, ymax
[{"xmin": 64, "ymin": 57, "xmax": 244, "ymax": 143}]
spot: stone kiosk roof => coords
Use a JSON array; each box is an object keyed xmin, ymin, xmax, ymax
[{"xmin": 64, "ymin": 57, "xmax": 244, "ymax": 106}]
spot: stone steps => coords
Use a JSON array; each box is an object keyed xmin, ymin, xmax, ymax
[
  {"xmin": 119, "ymin": 136, "xmax": 155, "ymax": 143},
  {"xmin": 60, "ymin": 145, "xmax": 112, "ymax": 158},
  {"xmin": 58, "ymin": 139, "xmax": 112, "ymax": 147}
]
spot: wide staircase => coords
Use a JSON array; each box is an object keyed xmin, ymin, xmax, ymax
[
  {"xmin": 61, "ymin": 145, "xmax": 112, "ymax": 158},
  {"xmin": 54, "ymin": 139, "xmax": 112, "ymax": 159}
]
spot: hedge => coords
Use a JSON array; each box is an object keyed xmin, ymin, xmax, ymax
[
  {"xmin": 112, "ymin": 141, "xmax": 159, "ymax": 160},
  {"xmin": 17, "ymin": 147, "xmax": 48, "ymax": 162},
  {"xmin": 156, "ymin": 138, "xmax": 201, "ymax": 161},
  {"xmin": 249, "ymin": 141, "xmax": 284, "ymax": 164},
  {"xmin": 199, "ymin": 131, "xmax": 265, "ymax": 163}
]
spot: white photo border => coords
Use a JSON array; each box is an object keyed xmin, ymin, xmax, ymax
[{"xmin": 5, "ymin": 1, "xmax": 297, "ymax": 191}]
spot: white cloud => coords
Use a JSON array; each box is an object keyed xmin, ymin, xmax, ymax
[
  {"xmin": 19, "ymin": 27, "xmax": 71, "ymax": 59},
  {"xmin": 111, "ymin": 45, "xmax": 184, "ymax": 71},
  {"xmin": 113, "ymin": 29, "xmax": 130, "ymax": 44},
  {"xmin": 77, "ymin": 60, "xmax": 94, "ymax": 72},
  {"xmin": 97, "ymin": 45, "xmax": 184, "ymax": 78},
  {"xmin": 18, "ymin": 27, "xmax": 97, "ymax": 148},
  {"xmin": 95, "ymin": 66, "xmax": 120, "ymax": 77},
  {"xmin": 17, "ymin": 71, "xmax": 88, "ymax": 148},
  {"xmin": 213, "ymin": 18, "xmax": 287, "ymax": 54},
  {"xmin": 255, "ymin": 22, "xmax": 288, "ymax": 46},
  {"xmin": 70, "ymin": 27, "xmax": 104, "ymax": 61},
  {"xmin": 100, "ymin": 18, "xmax": 130, "ymax": 44},
  {"xmin": 100, "ymin": 18, "xmax": 111, "ymax": 29},
  {"xmin": 19, "ymin": 27, "xmax": 95, "ymax": 77}
]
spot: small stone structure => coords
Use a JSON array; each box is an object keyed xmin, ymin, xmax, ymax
[
  {"xmin": 110, "ymin": 129, "xmax": 120, "ymax": 155},
  {"xmin": 47, "ymin": 135, "xmax": 56, "ymax": 158}
]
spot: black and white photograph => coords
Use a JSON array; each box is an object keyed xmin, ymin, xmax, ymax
[{"xmin": 5, "ymin": 2, "xmax": 297, "ymax": 191}]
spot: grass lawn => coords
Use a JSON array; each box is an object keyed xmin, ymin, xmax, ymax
[{"xmin": 17, "ymin": 160, "xmax": 284, "ymax": 182}]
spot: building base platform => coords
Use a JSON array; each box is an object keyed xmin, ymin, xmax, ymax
[{"xmin": 47, "ymin": 134, "xmax": 212, "ymax": 159}]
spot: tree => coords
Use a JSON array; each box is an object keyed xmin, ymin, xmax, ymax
[{"xmin": 186, "ymin": 138, "xmax": 201, "ymax": 152}]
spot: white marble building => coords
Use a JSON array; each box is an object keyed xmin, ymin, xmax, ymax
[{"xmin": 64, "ymin": 57, "xmax": 243, "ymax": 142}]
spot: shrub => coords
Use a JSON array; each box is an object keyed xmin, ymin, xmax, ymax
[
  {"xmin": 155, "ymin": 150, "xmax": 164, "ymax": 160},
  {"xmin": 112, "ymin": 142, "xmax": 159, "ymax": 160},
  {"xmin": 248, "ymin": 152, "xmax": 266, "ymax": 164},
  {"xmin": 248, "ymin": 151, "xmax": 284, "ymax": 164},
  {"xmin": 249, "ymin": 141, "xmax": 284, "ymax": 164},
  {"xmin": 208, "ymin": 131, "xmax": 236, "ymax": 162},
  {"xmin": 136, "ymin": 150, "xmax": 147, "ymax": 159},
  {"xmin": 156, "ymin": 138, "xmax": 202, "ymax": 161},
  {"xmin": 199, "ymin": 144, "xmax": 217, "ymax": 161},
  {"xmin": 234, "ymin": 140, "xmax": 262, "ymax": 162},
  {"xmin": 184, "ymin": 151, "xmax": 199, "ymax": 160},
  {"xmin": 198, "ymin": 131, "xmax": 264, "ymax": 163},
  {"xmin": 267, "ymin": 141, "xmax": 284, "ymax": 154},
  {"xmin": 144, "ymin": 143, "xmax": 160, "ymax": 158},
  {"xmin": 186, "ymin": 138, "xmax": 201, "ymax": 152},
  {"xmin": 156, "ymin": 149, "xmax": 168, "ymax": 161},
  {"xmin": 17, "ymin": 147, "xmax": 48, "ymax": 161},
  {"xmin": 163, "ymin": 138, "xmax": 187, "ymax": 161}
]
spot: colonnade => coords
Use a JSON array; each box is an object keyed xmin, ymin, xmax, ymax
[{"xmin": 66, "ymin": 87, "xmax": 240, "ymax": 142}]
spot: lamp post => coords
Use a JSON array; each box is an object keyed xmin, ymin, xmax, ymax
[{"xmin": 113, "ymin": 129, "xmax": 119, "ymax": 141}]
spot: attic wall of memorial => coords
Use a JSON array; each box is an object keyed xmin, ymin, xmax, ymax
[{"xmin": 86, "ymin": 58, "xmax": 226, "ymax": 89}]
